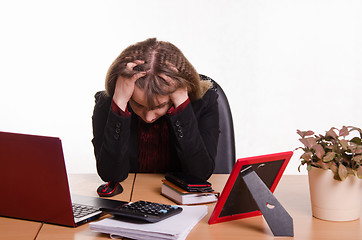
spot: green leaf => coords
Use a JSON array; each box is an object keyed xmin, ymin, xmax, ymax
[
  {"xmin": 299, "ymin": 137, "xmax": 317, "ymax": 148},
  {"xmin": 329, "ymin": 162, "xmax": 338, "ymax": 174},
  {"xmin": 357, "ymin": 166, "xmax": 362, "ymax": 179},
  {"xmin": 347, "ymin": 167, "xmax": 355, "ymax": 176},
  {"xmin": 325, "ymin": 145, "xmax": 334, "ymax": 150},
  {"xmin": 339, "ymin": 126, "xmax": 350, "ymax": 137},
  {"xmin": 312, "ymin": 144, "xmax": 325, "ymax": 159},
  {"xmin": 356, "ymin": 146, "xmax": 362, "ymax": 154},
  {"xmin": 326, "ymin": 128, "xmax": 338, "ymax": 140},
  {"xmin": 340, "ymin": 139, "xmax": 349, "ymax": 150},
  {"xmin": 306, "ymin": 130, "xmax": 314, "ymax": 136},
  {"xmin": 296, "ymin": 130, "xmax": 303, "ymax": 138},
  {"xmin": 350, "ymin": 137, "xmax": 362, "ymax": 145},
  {"xmin": 322, "ymin": 152, "xmax": 335, "ymax": 162},
  {"xmin": 316, "ymin": 160, "xmax": 329, "ymax": 170},
  {"xmin": 301, "ymin": 152, "xmax": 313, "ymax": 161},
  {"xmin": 347, "ymin": 126, "xmax": 362, "ymax": 137},
  {"xmin": 353, "ymin": 155, "xmax": 362, "ymax": 163},
  {"xmin": 297, "ymin": 130, "xmax": 314, "ymax": 138},
  {"xmin": 338, "ymin": 164, "xmax": 348, "ymax": 181},
  {"xmin": 307, "ymin": 164, "xmax": 312, "ymax": 171}
]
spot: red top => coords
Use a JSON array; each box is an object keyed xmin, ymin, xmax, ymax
[{"xmin": 111, "ymin": 98, "xmax": 190, "ymax": 172}]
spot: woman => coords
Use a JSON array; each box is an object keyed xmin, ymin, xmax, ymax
[{"xmin": 92, "ymin": 38, "xmax": 219, "ymax": 196}]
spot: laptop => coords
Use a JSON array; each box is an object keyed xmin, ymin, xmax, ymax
[{"xmin": 0, "ymin": 131, "xmax": 126, "ymax": 227}]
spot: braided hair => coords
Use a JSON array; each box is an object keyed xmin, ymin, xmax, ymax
[{"xmin": 105, "ymin": 38, "xmax": 210, "ymax": 108}]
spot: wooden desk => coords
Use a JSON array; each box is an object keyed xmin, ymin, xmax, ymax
[
  {"xmin": 132, "ymin": 174, "xmax": 362, "ymax": 240},
  {"xmin": 35, "ymin": 174, "xmax": 135, "ymax": 240},
  {"xmin": 0, "ymin": 217, "xmax": 42, "ymax": 240},
  {"xmin": 1, "ymin": 173, "xmax": 361, "ymax": 240}
]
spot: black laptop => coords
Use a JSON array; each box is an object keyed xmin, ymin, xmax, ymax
[{"xmin": 0, "ymin": 131, "xmax": 126, "ymax": 227}]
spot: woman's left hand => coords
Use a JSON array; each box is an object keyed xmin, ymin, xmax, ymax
[
  {"xmin": 159, "ymin": 73, "xmax": 188, "ymax": 108},
  {"xmin": 170, "ymin": 86, "xmax": 188, "ymax": 108}
]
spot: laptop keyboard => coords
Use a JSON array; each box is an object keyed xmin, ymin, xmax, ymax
[{"xmin": 72, "ymin": 203, "xmax": 100, "ymax": 218}]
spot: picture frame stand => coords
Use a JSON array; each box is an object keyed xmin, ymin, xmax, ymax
[{"xmin": 241, "ymin": 166, "xmax": 294, "ymax": 237}]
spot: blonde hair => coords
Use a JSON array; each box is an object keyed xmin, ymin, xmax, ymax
[{"xmin": 105, "ymin": 38, "xmax": 211, "ymax": 107}]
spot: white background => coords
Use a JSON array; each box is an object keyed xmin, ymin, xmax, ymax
[{"xmin": 1, "ymin": 0, "xmax": 361, "ymax": 176}]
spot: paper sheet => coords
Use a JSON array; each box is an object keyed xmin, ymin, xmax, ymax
[{"xmin": 90, "ymin": 205, "xmax": 208, "ymax": 240}]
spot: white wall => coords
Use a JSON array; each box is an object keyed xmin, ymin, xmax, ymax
[{"xmin": 1, "ymin": 0, "xmax": 361, "ymax": 176}]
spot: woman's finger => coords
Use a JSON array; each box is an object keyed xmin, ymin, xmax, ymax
[
  {"xmin": 158, "ymin": 73, "xmax": 175, "ymax": 86},
  {"xmin": 132, "ymin": 71, "xmax": 147, "ymax": 81},
  {"xmin": 126, "ymin": 60, "xmax": 145, "ymax": 70}
]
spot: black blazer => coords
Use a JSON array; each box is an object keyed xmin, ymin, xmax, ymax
[{"xmin": 92, "ymin": 88, "xmax": 219, "ymax": 182}]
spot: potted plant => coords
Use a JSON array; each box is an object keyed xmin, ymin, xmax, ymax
[{"xmin": 296, "ymin": 126, "xmax": 362, "ymax": 221}]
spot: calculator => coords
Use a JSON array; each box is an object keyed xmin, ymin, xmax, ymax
[{"xmin": 100, "ymin": 200, "xmax": 183, "ymax": 223}]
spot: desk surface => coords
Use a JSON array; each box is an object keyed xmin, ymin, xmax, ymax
[{"xmin": 1, "ymin": 174, "xmax": 361, "ymax": 240}]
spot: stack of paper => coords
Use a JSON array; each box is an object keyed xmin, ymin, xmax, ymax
[{"xmin": 89, "ymin": 205, "xmax": 208, "ymax": 240}]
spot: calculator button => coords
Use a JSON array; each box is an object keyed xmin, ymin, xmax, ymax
[{"xmin": 106, "ymin": 201, "xmax": 183, "ymax": 222}]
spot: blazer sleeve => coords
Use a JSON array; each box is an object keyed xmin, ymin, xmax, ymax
[
  {"xmin": 91, "ymin": 92, "xmax": 133, "ymax": 182},
  {"xmin": 167, "ymin": 90, "xmax": 219, "ymax": 180}
]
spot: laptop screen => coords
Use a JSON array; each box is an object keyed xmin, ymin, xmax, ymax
[{"xmin": 0, "ymin": 131, "xmax": 76, "ymax": 226}]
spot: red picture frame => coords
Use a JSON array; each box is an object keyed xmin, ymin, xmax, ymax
[{"xmin": 208, "ymin": 151, "xmax": 293, "ymax": 224}]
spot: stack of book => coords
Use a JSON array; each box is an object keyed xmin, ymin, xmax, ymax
[{"xmin": 161, "ymin": 180, "xmax": 219, "ymax": 205}]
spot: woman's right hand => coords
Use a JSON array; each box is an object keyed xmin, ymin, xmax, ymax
[{"xmin": 113, "ymin": 60, "xmax": 146, "ymax": 111}]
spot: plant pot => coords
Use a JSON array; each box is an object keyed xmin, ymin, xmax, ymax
[{"xmin": 308, "ymin": 166, "xmax": 361, "ymax": 221}]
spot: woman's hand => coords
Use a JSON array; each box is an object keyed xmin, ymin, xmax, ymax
[
  {"xmin": 170, "ymin": 86, "xmax": 188, "ymax": 108},
  {"xmin": 159, "ymin": 73, "xmax": 188, "ymax": 108},
  {"xmin": 113, "ymin": 61, "xmax": 146, "ymax": 111}
]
